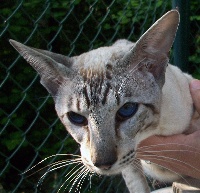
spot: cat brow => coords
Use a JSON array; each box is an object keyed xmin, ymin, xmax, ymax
[{"xmin": 117, "ymin": 57, "xmax": 147, "ymax": 94}]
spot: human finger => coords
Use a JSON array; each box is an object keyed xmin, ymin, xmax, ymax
[{"xmin": 190, "ymin": 79, "xmax": 200, "ymax": 114}]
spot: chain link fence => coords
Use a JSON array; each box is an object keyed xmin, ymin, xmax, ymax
[{"xmin": 0, "ymin": 0, "xmax": 199, "ymax": 192}]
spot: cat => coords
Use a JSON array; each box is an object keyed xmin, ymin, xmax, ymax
[{"xmin": 10, "ymin": 9, "xmax": 197, "ymax": 193}]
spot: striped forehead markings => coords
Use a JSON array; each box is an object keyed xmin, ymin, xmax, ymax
[
  {"xmin": 81, "ymin": 75, "xmax": 115, "ymax": 108},
  {"xmin": 102, "ymin": 82, "xmax": 112, "ymax": 105},
  {"xmin": 83, "ymin": 85, "xmax": 91, "ymax": 108},
  {"xmin": 68, "ymin": 66, "xmax": 123, "ymax": 110}
]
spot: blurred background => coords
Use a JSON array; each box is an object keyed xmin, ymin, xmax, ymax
[{"xmin": 0, "ymin": 0, "xmax": 200, "ymax": 192}]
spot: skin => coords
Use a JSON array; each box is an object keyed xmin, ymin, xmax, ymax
[{"xmin": 137, "ymin": 79, "xmax": 200, "ymax": 179}]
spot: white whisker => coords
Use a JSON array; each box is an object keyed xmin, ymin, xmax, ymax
[
  {"xmin": 137, "ymin": 143, "xmax": 200, "ymax": 152},
  {"xmin": 140, "ymin": 154, "xmax": 192, "ymax": 186},
  {"xmin": 23, "ymin": 154, "xmax": 81, "ymax": 175},
  {"xmin": 68, "ymin": 167, "xmax": 90, "ymax": 193},
  {"xmin": 72, "ymin": 169, "xmax": 88, "ymax": 193},
  {"xmin": 139, "ymin": 152, "xmax": 200, "ymax": 173},
  {"xmin": 57, "ymin": 165, "xmax": 86, "ymax": 192},
  {"xmin": 24, "ymin": 158, "xmax": 82, "ymax": 178},
  {"xmin": 22, "ymin": 154, "xmax": 84, "ymax": 192},
  {"xmin": 134, "ymin": 160, "xmax": 154, "ymax": 186}
]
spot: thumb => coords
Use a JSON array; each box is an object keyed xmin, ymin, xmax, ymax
[{"xmin": 190, "ymin": 79, "xmax": 200, "ymax": 115}]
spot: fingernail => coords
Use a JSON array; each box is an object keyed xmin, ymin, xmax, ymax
[{"xmin": 190, "ymin": 79, "xmax": 200, "ymax": 90}]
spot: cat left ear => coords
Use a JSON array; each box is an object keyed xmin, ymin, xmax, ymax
[
  {"xmin": 123, "ymin": 10, "xmax": 180, "ymax": 87},
  {"xmin": 9, "ymin": 40, "xmax": 74, "ymax": 97}
]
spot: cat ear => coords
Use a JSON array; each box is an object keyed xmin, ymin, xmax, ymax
[
  {"xmin": 122, "ymin": 10, "xmax": 180, "ymax": 87},
  {"xmin": 9, "ymin": 39, "xmax": 74, "ymax": 96}
]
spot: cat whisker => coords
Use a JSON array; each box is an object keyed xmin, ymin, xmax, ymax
[
  {"xmin": 137, "ymin": 142, "xmax": 200, "ymax": 189},
  {"xmin": 57, "ymin": 165, "xmax": 83, "ymax": 192},
  {"xmin": 138, "ymin": 153, "xmax": 194, "ymax": 186},
  {"xmin": 137, "ymin": 143, "xmax": 200, "ymax": 178},
  {"xmin": 46, "ymin": 159, "xmax": 82, "ymax": 174},
  {"xmin": 68, "ymin": 167, "xmax": 90, "ymax": 193},
  {"xmin": 26, "ymin": 159, "xmax": 81, "ymax": 178},
  {"xmin": 140, "ymin": 158, "xmax": 188, "ymax": 189},
  {"xmin": 137, "ymin": 143, "xmax": 200, "ymax": 152},
  {"xmin": 138, "ymin": 148, "xmax": 200, "ymax": 156},
  {"xmin": 23, "ymin": 154, "xmax": 81, "ymax": 177},
  {"xmin": 36, "ymin": 160, "xmax": 82, "ymax": 188},
  {"xmin": 133, "ymin": 159, "xmax": 156, "ymax": 188},
  {"xmin": 138, "ymin": 151, "xmax": 200, "ymax": 173},
  {"xmin": 57, "ymin": 165, "xmax": 88, "ymax": 193},
  {"xmin": 70, "ymin": 168, "xmax": 89, "ymax": 193},
  {"xmin": 20, "ymin": 153, "xmax": 84, "ymax": 192},
  {"xmin": 23, "ymin": 154, "xmax": 80, "ymax": 172}
]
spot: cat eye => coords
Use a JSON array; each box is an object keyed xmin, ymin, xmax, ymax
[
  {"xmin": 116, "ymin": 102, "xmax": 138, "ymax": 121},
  {"xmin": 67, "ymin": 112, "xmax": 88, "ymax": 126}
]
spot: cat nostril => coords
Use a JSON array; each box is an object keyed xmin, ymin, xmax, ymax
[
  {"xmin": 91, "ymin": 151, "xmax": 118, "ymax": 170},
  {"xmin": 94, "ymin": 161, "xmax": 115, "ymax": 170},
  {"xmin": 98, "ymin": 165, "xmax": 112, "ymax": 170}
]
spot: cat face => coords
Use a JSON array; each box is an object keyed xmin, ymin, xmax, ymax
[
  {"xmin": 9, "ymin": 10, "xmax": 179, "ymax": 176},
  {"xmin": 55, "ymin": 42, "xmax": 161, "ymax": 175}
]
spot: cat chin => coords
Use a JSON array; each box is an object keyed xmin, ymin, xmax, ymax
[{"xmin": 89, "ymin": 166, "xmax": 122, "ymax": 176}]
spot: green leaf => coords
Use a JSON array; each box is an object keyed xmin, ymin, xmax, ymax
[{"xmin": 3, "ymin": 131, "xmax": 23, "ymax": 151}]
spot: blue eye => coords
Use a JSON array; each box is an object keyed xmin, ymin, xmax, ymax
[
  {"xmin": 117, "ymin": 103, "xmax": 138, "ymax": 121},
  {"xmin": 67, "ymin": 112, "xmax": 88, "ymax": 126}
]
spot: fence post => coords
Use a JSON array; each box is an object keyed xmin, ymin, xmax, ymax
[{"xmin": 172, "ymin": 0, "xmax": 190, "ymax": 72}]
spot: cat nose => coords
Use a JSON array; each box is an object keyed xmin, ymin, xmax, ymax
[
  {"xmin": 95, "ymin": 163, "xmax": 112, "ymax": 170},
  {"xmin": 93, "ymin": 160, "xmax": 117, "ymax": 170}
]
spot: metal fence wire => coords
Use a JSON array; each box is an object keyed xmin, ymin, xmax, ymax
[{"xmin": 0, "ymin": 0, "xmax": 200, "ymax": 192}]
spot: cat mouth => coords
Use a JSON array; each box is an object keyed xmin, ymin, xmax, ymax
[
  {"xmin": 81, "ymin": 157, "xmax": 119, "ymax": 175},
  {"xmin": 92, "ymin": 166, "xmax": 120, "ymax": 175},
  {"xmin": 81, "ymin": 152, "xmax": 136, "ymax": 176}
]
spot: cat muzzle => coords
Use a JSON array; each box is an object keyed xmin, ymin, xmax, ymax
[{"xmin": 93, "ymin": 160, "xmax": 117, "ymax": 170}]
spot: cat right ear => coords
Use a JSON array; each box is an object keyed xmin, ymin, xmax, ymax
[
  {"xmin": 9, "ymin": 39, "xmax": 74, "ymax": 96},
  {"xmin": 120, "ymin": 10, "xmax": 180, "ymax": 87}
]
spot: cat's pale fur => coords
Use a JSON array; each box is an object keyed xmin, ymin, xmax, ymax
[{"xmin": 10, "ymin": 10, "xmax": 198, "ymax": 193}]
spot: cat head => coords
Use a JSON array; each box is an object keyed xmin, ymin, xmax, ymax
[{"xmin": 10, "ymin": 10, "xmax": 179, "ymax": 175}]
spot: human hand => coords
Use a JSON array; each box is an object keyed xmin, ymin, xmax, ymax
[{"xmin": 136, "ymin": 79, "xmax": 200, "ymax": 179}]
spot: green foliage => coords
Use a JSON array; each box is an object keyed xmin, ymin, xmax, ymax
[
  {"xmin": 2, "ymin": 130, "xmax": 26, "ymax": 151},
  {"xmin": 189, "ymin": 1, "xmax": 200, "ymax": 78}
]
